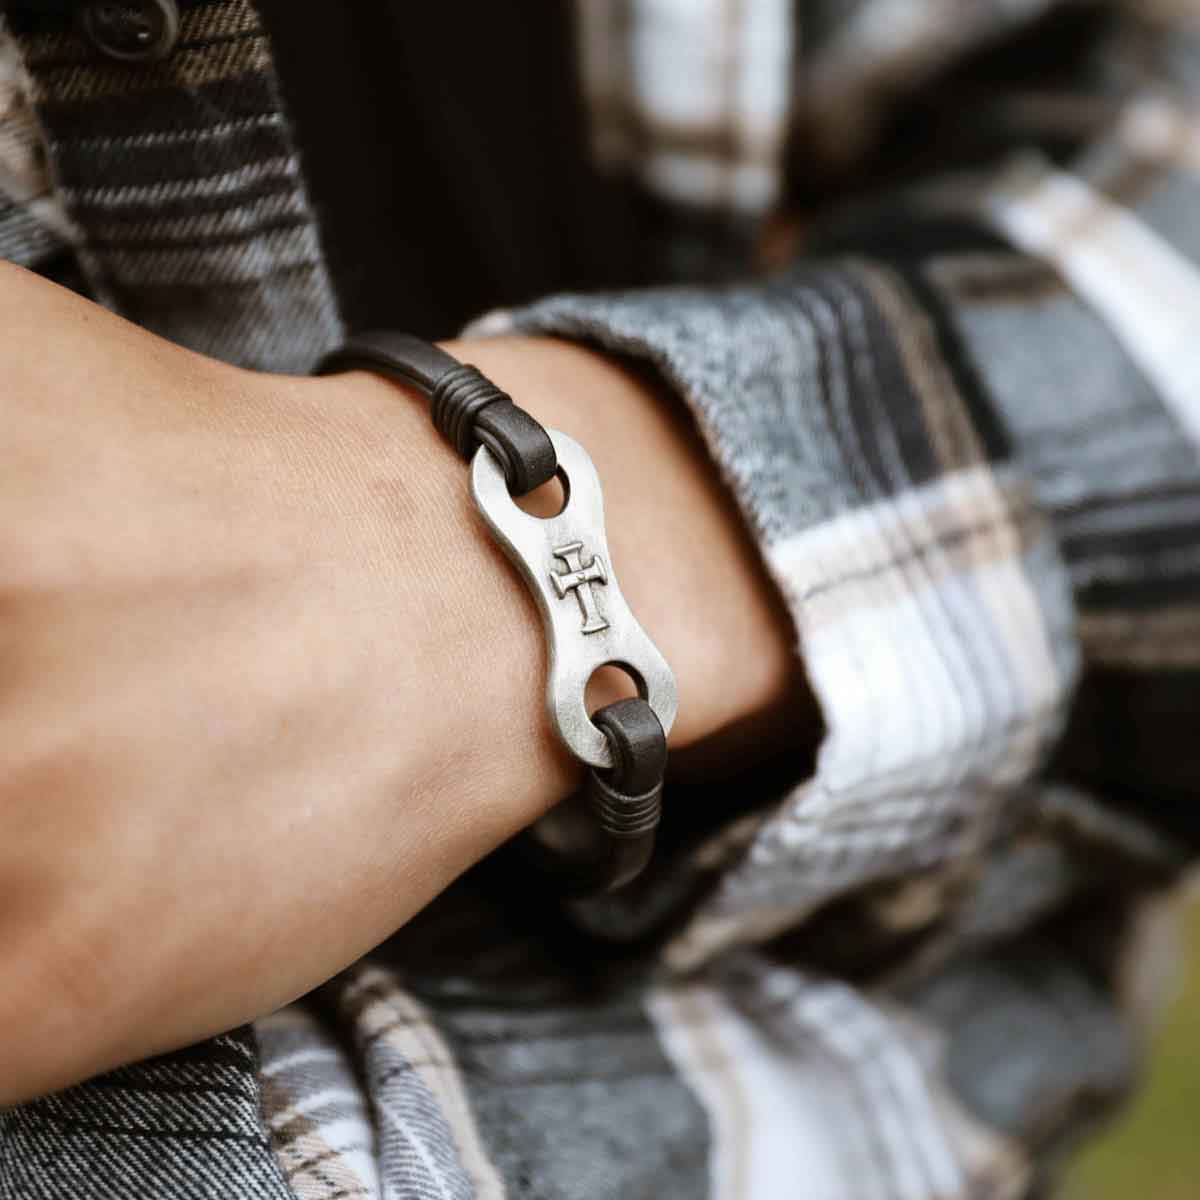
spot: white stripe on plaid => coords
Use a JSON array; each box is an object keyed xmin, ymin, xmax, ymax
[
  {"xmin": 258, "ymin": 1006, "xmax": 380, "ymax": 1200},
  {"xmin": 0, "ymin": 16, "xmax": 74, "ymax": 264},
  {"xmin": 259, "ymin": 967, "xmax": 508, "ymax": 1200},
  {"xmin": 649, "ymin": 976, "xmax": 861, "ymax": 1199},
  {"xmin": 981, "ymin": 146, "xmax": 1200, "ymax": 447},
  {"xmin": 667, "ymin": 466, "xmax": 1073, "ymax": 965},
  {"xmin": 573, "ymin": 0, "xmax": 794, "ymax": 214},
  {"xmin": 340, "ymin": 967, "xmax": 506, "ymax": 1200},
  {"xmin": 649, "ymin": 957, "xmax": 993, "ymax": 1200}
]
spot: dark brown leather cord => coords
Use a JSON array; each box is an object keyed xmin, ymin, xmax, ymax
[{"xmin": 317, "ymin": 331, "xmax": 558, "ymax": 495}]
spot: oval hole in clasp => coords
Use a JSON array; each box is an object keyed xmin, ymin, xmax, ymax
[
  {"xmin": 513, "ymin": 466, "xmax": 571, "ymax": 519},
  {"xmin": 585, "ymin": 660, "xmax": 647, "ymax": 717}
]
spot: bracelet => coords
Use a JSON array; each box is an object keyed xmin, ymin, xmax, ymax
[{"xmin": 316, "ymin": 333, "xmax": 678, "ymax": 892}]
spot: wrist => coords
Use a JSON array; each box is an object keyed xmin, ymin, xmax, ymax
[
  {"xmin": 439, "ymin": 335, "xmax": 801, "ymax": 752},
  {"xmin": 287, "ymin": 364, "xmax": 579, "ymax": 835},
  {"xmin": 292, "ymin": 329, "xmax": 803, "ymax": 889}
]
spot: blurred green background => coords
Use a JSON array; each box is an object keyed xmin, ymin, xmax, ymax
[{"xmin": 1063, "ymin": 899, "xmax": 1200, "ymax": 1200}]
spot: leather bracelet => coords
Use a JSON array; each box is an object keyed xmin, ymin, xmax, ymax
[{"xmin": 317, "ymin": 333, "xmax": 678, "ymax": 892}]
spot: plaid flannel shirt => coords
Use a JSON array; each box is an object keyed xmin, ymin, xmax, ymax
[{"xmin": 3, "ymin": 2, "xmax": 1200, "ymax": 1198}]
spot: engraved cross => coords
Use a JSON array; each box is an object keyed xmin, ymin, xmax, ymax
[{"xmin": 550, "ymin": 541, "xmax": 609, "ymax": 635}]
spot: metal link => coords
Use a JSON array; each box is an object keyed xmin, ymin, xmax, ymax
[
  {"xmin": 474, "ymin": 430, "xmax": 675, "ymax": 892},
  {"xmin": 471, "ymin": 429, "xmax": 677, "ymax": 770}
]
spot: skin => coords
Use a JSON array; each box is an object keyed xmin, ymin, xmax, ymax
[{"xmin": 0, "ymin": 262, "xmax": 805, "ymax": 1104}]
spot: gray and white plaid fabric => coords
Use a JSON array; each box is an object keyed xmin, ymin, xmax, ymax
[
  {"xmin": 4, "ymin": 2, "xmax": 1200, "ymax": 1198},
  {"xmin": 0, "ymin": 18, "xmax": 72, "ymax": 266},
  {"xmin": 1, "ymin": 1, "xmax": 341, "ymax": 369}
]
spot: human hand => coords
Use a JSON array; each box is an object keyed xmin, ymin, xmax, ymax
[{"xmin": 0, "ymin": 263, "xmax": 799, "ymax": 1102}]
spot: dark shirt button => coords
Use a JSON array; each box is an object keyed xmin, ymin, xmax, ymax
[{"xmin": 79, "ymin": 0, "xmax": 180, "ymax": 63}]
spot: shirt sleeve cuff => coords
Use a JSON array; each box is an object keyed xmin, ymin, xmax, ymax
[{"xmin": 470, "ymin": 262, "xmax": 1080, "ymax": 955}]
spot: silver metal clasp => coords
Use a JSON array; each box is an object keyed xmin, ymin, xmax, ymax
[{"xmin": 471, "ymin": 429, "xmax": 678, "ymax": 770}]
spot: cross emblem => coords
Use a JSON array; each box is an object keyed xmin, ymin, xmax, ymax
[{"xmin": 550, "ymin": 541, "xmax": 610, "ymax": 634}]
